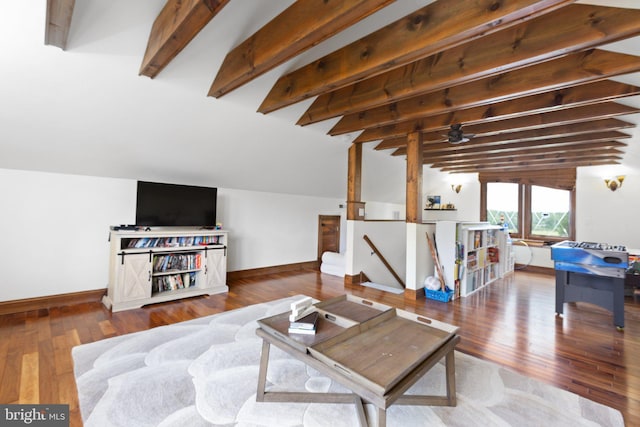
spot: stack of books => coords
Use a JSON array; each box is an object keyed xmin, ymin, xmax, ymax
[
  {"xmin": 288, "ymin": 297, "xmax": 319, "ymax": 335},
  {"xmin": 288, "ymin": 311, "xmax": 319, "ymax": 335}
]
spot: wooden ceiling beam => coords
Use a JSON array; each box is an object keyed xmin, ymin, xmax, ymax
[
  {"xmin": 421, "ymin": 140, "xmax": 626, "ymax": 162},
  {"xmin": 299, "ymin": 4, "xmax": 640, "ymax": 126},
  {"xmin": 45, "ymin": 0, "xmax": 75, "ymax": 50},
  {"xmin": 140, "ymin": 0, "xmax": 230, "ymax": 78},
  {"xmin": 419, "ymin": 117, "xmax": 635, "ymax": 144},
  {"xmin": 258, "ymin": 0, "xmax": 573, "ymax": 113},
  {"xmin": 331, "ymin": 49, "xmax": 640, "ymax": 135},
  {"xmin": 431, "ymin": 148, "xmax": 624, "ymax": 168},
  {"xmin": 375, "ymin": 106, "xmax": 639, "ymax": 149},
  {"xmin": 433, "ymin": 155, "xmax": 623, "ymax": 174},
  {"xmin": 439, "ymin": 156, "xmax": 621, "ymax": 173},
  {"xmin": 425, "ymin": 141, "xmax": 626, "ymax": 164},
  {"xmin": 360, "ymin": 81, "xmax": 640, "ymax": 144},
  {"xmin": 416, "ymin": 118, "xmax": 633, "ymax": 145},
  {"xmin": 392, "ymin": 130, "xmax": 631, "ymax": 156},
  {"xmin": 208, "ymin": 0, "xmax": 395, "ymax": 97}
]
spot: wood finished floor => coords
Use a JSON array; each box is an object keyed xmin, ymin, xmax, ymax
[{"xmin": 1, "ymin": 269, "xmax": 639, "ymax": 426}]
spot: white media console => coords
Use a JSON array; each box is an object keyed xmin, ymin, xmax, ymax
[{"xmin": 103, "ymin": 228, "xmax": 228, "ymax": 312}]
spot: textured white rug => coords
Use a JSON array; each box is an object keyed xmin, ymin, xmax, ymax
[{"xmin": 72, "ymin": 295, "xmax": 624, "ymax": 427}]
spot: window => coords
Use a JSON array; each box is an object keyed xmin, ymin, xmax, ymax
[
  {"xmin": 529, "ymin": 185, "xmax": 571, "ymax": 238},
  {"xmin": 481, "ymin": 173, "xmax": 575, "ymax": 242},
  {"xmin": 486, "ymin": 182, "xmax": 520, "ymax": 234}
]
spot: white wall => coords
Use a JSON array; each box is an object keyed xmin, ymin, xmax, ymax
[
  {"xmin": 363, "ymin": 201, "xmax": 405, "ymax": 220},
  {"xmin": 0, "ymin": 168, "xmax": 344, "ymax": 302},
  {"xmin": 422, "ymin": 168, "xmax": 480, "ymax": 222},
  {"xmin": 0, "ymin": 169, "xmax": 135, "ymax": 301},
  {"xmin": 576, "ymin": 172, "xmax": 640, "ymax": 249},
  {"xmin": 217, "ymin": 188, "xmax": 344, "ymax": 271}
]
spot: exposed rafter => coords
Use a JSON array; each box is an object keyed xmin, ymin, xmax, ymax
[
  {"xmin": 45, "ymin": 0, "xmax": 75, "ymax": 50},
  {"xmin": 139, "ymin": 0, "xmax": 230, "ymax": 78},
  {"xmin": 359, "ymin": 81, "xmax": 640, "ymax": 144},
  {"xmin": 331, "ymin": 49, "xmax": 640, "ymax": 135},
  {"xmin": 123, "ymin": 0, "xmax": 640, "ymax": 173},
  {"xmin": 258, "ymin": 0, "xmax": 573, "ymax": 113},
  {"xmin": 424, "ymin": 118, "xmax": 634, "ymax": 144},
  {"xmin": 403, "ymin": 130, "xmax": 632, "ymax": 157},
  {"xmin": 439, "ymin": 157, "xmax": 621, "ymax": 173},
  {"xmin": 298, "ymin": 4, "xmax": 640, "ymax": 126},
  {"xmin": 209, "ymin": 0, "xmax": 395, "ymax": 98},
  {"xmin": 427, "ymin": 141, "xmax": 627, "ymax": 164}
]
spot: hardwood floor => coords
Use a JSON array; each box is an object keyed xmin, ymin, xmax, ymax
[{"xmin": 1, "ymin": 269, "xmax": 638, "ymax": 426}]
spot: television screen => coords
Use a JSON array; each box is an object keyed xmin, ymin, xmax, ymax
[{"xmin": 135, "ymin": 181, "xmax": 217, "ymax": 227}]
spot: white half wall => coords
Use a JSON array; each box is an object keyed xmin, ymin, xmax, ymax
[
  {"xmin": 0, "ymin": 168, "xmax": 344, "ymax": 302},
  {"xmin": 346, "ymin": 220, "xmax": 406, "ymax": 287},
  {"xmin": 406, "ymin": 222, "xmax": 436, "ymax": 291}
]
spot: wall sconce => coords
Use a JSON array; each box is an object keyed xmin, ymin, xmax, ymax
[
  {"xmin": 451, "ymin": 184, "xmax": 462, "ymax": 193},
  {"xmin": 604, "ymin": 176, "xmax": 625, "ymax": 192}
]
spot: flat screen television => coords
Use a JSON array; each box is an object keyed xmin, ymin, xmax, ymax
[{"xmin": 135, "ymin": 181, "xmax": 217, "ymax": 227}]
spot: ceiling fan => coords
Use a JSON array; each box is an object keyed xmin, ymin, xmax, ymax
[{"xmin": 447, "ymin": 123, "xmax": 475, "ymax": 144}]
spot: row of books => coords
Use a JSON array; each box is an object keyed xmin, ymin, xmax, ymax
[
  {"xmin": 127, "ymin": 235, "xmax": 222, "ymax": 249},
  {"xmin": 153, "ymin": 253, "xmax": 201, "ymax": 272},
  {"xmin": 467, "ymin": 229, "xmax": 498, "ymax": 250},
  {"xmin": 152, "ymin": 272, "xmax": 196, "ymax": 293}
]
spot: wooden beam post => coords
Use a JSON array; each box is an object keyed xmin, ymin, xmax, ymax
[
  {"xmin": 406, "ymin": 132, "xmax": 423, "ymax": 223},
  {"xmin": 347, "ymin": 143, "xmax": 365, "ymax": 220},
  {"xmin": 45, "ymin": 0, "xmax": 76, "ymax": 50}
]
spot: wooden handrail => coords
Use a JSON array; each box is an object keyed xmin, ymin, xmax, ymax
[{"xmin": 362, "ymin": 235, "xmax": 406, "ymax": 289}]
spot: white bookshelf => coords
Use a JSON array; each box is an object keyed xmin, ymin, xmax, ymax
[{"xmin": 435, "ymin": 221, "xmax": 512, "ymax": 298}]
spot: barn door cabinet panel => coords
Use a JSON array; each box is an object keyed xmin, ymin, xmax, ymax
[{"xmin": 104, "ymin": 228, "xmax": 228, "ymax": 312}]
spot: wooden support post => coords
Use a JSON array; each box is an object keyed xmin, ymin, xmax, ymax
[
  {"xmin": 347, "ymin": 143, "xmax": 365, "ymax": 220},
  {"xmin": 406, "ymin": 132, "xmax": 423, "ymax": 223}
]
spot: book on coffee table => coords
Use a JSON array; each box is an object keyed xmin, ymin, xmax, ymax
[{"xmin": 288, "ymin": 311, "xmax": 319, "ymax": 334}]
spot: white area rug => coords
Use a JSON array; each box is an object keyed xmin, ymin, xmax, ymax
[{"xmin": 72, "ymin": 296, "xmax": 624, "ymax": 427}]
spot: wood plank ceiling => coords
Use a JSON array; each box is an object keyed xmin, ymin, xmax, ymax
[{"xmin": 46, "ymin": 0, "xmax": 640, "ymax": 174}]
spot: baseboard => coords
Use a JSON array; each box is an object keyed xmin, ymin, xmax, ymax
[
  {"xmin": 514, "ymin": 264, "xmax": 554, "ymax": 275},
  {"xmin": 227, "ymin": 260, "xmax": 319, "ymax": 281},
  {"xmin": 403, "ymin": 288, "xmax": 425, "ymax": 300},
  {"xmin": 0, "ymin": 289, "xmax": 106, "ymax": 316}
]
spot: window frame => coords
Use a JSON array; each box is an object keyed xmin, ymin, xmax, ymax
[{"xmin": 480, "ymin": 179, "xmax": 576, "ymax": 243}]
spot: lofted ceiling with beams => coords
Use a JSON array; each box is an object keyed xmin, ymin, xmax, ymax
[{"xmin": 37, "ymin": 0, "xmax": 640, "ymax": 179}]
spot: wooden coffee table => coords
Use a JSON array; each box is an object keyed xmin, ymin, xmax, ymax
[{"xmin": 256, "ymin": 295, "xmax": 460, "ymax": 427}]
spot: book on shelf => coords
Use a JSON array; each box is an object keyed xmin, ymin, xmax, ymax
[{"xmin": 288, "ymin": 311, "xmax": 319, "ymax": 335}]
